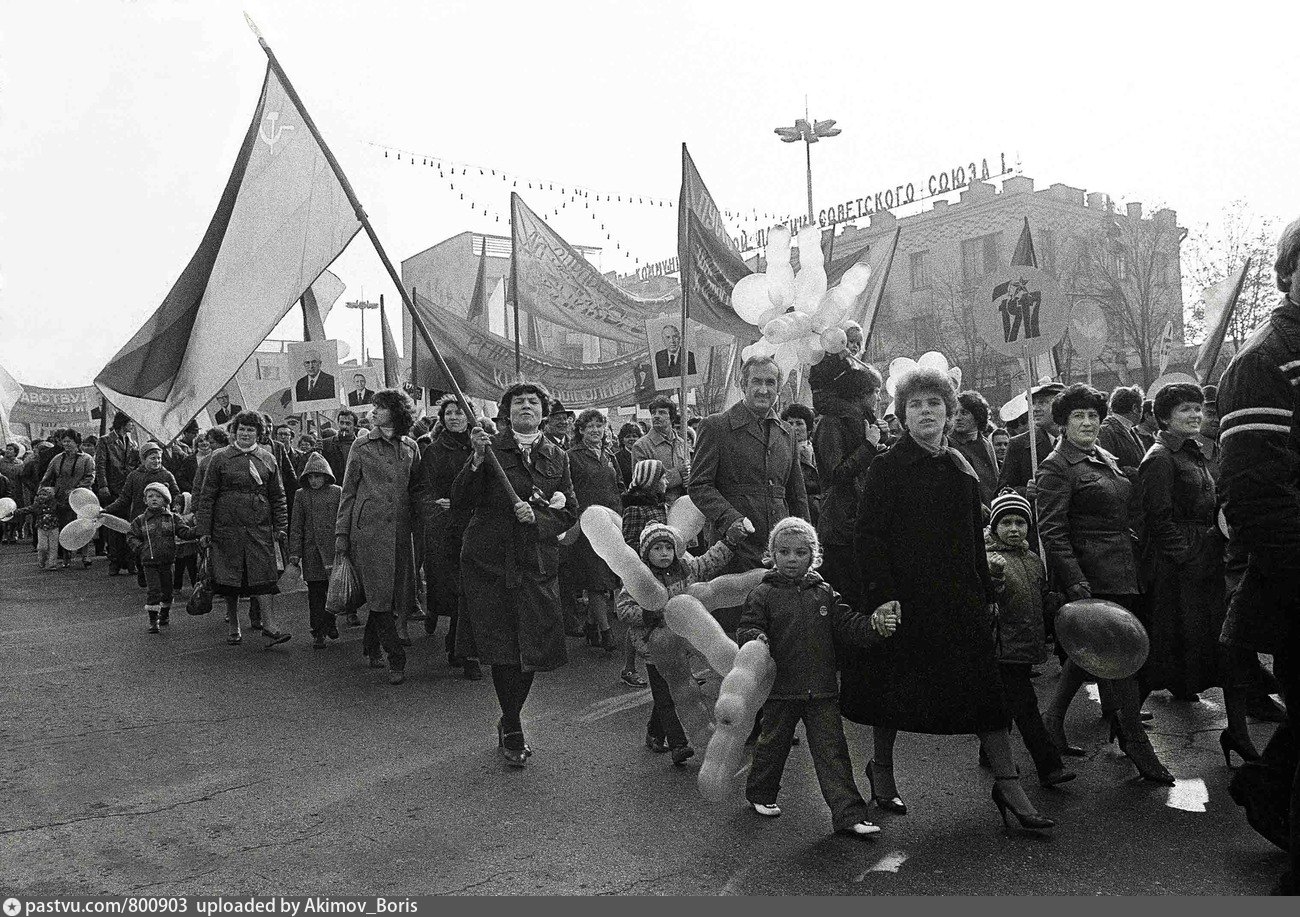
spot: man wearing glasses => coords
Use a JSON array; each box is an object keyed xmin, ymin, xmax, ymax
[{"xmin": 294, "ymin": 350, "xmax": 337, "ymax": 403}]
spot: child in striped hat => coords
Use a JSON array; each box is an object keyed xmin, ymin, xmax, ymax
[
  {"xmin": 621, "ymin": 459, "xmax": 668, "ymax": 550},
  {"xmin": 985, "ymin": 491, "xmax": 1075, "ymax": 787}
]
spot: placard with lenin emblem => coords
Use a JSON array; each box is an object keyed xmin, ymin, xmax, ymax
[{"xmin": 973, "ymin": 265, "xmax": 1069, "ymax": 360}]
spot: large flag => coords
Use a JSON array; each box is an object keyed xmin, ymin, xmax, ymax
[
  {"xmin": 410, "ymin": 289, "xmax": 645, "ymax": 408},
  {"xmin": 1009, "ymin": 217, "xmax": 1061, "ymax": 378},
  {"xmin": 94, "ymin": 64, "xmax": 362, "ymax": 443},
  {"xmin": 677, "ymin": 144, "xmax": 756, "ymax": 340},
  {"xmin": 511, "ymin": 193, "xmax": 673, "ymax": 346},
  {"xmin": 379, "ymin": 299, "xmax": 403, "ymax": 388},
  {"xmin": 0, "ymin": 362, "xmax": 24, "ymax": 446},
  {"xmin": 301, "ymin": 269, "xmax": 344, "ymax": 342},
  {"xmin": 857, "ymin": 228, "xmax": 901, "ymax": 348},
  {"xmin": 466, "ymin": 242, "xmax": 490, "ymax": 326},
  {"xmin": 1194, "ymin": 259, "xmax": 1249, "ymax": 384}
]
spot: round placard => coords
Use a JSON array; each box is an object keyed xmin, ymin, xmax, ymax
[
  {"xmin": 1069, "ymin": 300, "xmax": 1108, "ymax": 361},
  {"xmin": 974, "ymin": 266, "xmax": 1069, "ymax": 360}
]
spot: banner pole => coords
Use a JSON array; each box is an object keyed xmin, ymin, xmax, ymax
[
  {"xmin": 1024, "ymin": 348, "xmax": 1039, "ymax": 474},
  {"xmin": 247, "ymin": 18, "xmax": 523, "ymax": 509}
]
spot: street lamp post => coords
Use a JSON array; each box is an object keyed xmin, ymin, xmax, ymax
[
  {"xmin": 774, "ymin": 108, "xmax": 841, "ymax": 223},
  {"xmin": 345, "ymin": 297, "xmax": 378, "ymax": 363}
]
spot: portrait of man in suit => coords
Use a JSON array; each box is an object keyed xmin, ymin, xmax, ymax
[
  {"xmin": 653, "ymin": 324, "xmax": 696, "ymax": 379},
  {"xmin": 213, "ymin": 390, "xmax": 242, "ymax": 426},
  {"xmin": 347, "ymin": 371, "xmax": 374, "ymax": 407},
  {"xmin": 294, "ymin": 349, "xmax": 337, "ymax": 403}
]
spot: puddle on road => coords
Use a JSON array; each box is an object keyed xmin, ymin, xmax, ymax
[
  {"xmin": 855, "ymin": 850, "xmax": 909, "ymax": 881},
  {"xmin": 1165, "ymin": 778, "xmax": 1208, "ymax": 812}
]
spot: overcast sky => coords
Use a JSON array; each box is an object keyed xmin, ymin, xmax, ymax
[{"xmin": 1, "ymin": 0, "xmax": 1296, "ymax": 387}]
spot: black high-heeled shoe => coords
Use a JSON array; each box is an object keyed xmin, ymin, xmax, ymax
[
  {"xmin": 497, "ymin": 719, "xmax": 528, "ymax": 767},
  {"xmin": 992, "ymin": 778, "xmax": 1055, "ymax": 833},
  {"xmin": 1042, "ymin": 711, "xmax": 1086, "ymax": 757},
  {"xmin": 866, "ymin": 761, "xmax": 907, "ymax": 815},
  {"xmin": 1114, "ymin": 727, "xmax": 1175, "ymax": 785},
  {"xmin": 1220, "ymin": 729, "xmax": 1261, "ymax": 767}
]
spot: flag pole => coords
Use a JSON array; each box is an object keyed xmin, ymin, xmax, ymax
[{"xmin": 245, "ymin": 16, "xmax": 523, "ymax": 509}]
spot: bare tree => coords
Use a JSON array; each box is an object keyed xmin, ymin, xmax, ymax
[
  {"xmin": 1183, "ymin": 200, "xmax": 1278, "ymax": 356},
  {"xmin": 928, "ymin": 265, "xmax": 998, "ymax": 392},
  {"xmin": 1059, "ymin": 213, "xmax": 1182, "ymax": 389}
]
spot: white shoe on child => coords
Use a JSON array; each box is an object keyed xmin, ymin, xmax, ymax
[
  {"xmin": 843, "ymin": 821, "xmax": 881, "ymax": 836},
  {"xmin": 752, "ymin": 803, "xmax": 782, "ymax": 817}
]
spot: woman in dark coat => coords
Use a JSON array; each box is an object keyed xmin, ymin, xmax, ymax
[
  {"xmin": 843, "ymin": 367, "xmax": 1054, "ymax": 831},
  {"xmin": 614, "ymin": 423, "xmax": 640, "ymax": 491},
  {"xmin": 196, "ymin": 411, "xmax": 290, "ymax": 647},
  {"xmin": 335, "ymin": 388, "xmax": 424, "ymax": 685},
  {"xmin": 1138, "ymin": 383, "xmax": 1259, "ymax": 764},
  {"xmin": 41, "ymin": 428, "xmax": 96, "ymax": 567},
  {"xmin": 781, "ymin": 403, "xmax": 821, "ymax": 524},
  {"xmin": 1038, "ymin": 384, "xmax": 1174, "ymax": 784},
  {"xmin": 416, "ymin": 394, "xmax": 479, "ymax": 679},
  {"xmin": 564, "ymin": 408, "xmax": 623, "ymax": 650},
  {"xmin": 455, "ymin": 380, "xmax": 577, "ymax": 767}
]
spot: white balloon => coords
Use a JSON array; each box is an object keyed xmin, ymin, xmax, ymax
[
  {"xmin": 948, "ymin": 366, "xmax": 963, "ymax": 390},
  {"xmin": 839, "ymin": 263, "xmax": 872, "ymax": 297},
  {"xmin": 730, "ymin": 273, "xmax": 773, "ymax": 324},
  {"xmin": 918, "ymin": 351, "xmax": 950, "ymax": 373},
  {"xmin": 774, "ymin": 342, "xmax": 800, "ymax": 377},
  {"xmin": 765, "ymin": 227, "xmax": 795, "ymax": 310},
  {"xmin": 762, "ymin": 311, "xmax": 813, "ymax": 345},
  {"xmin": 819, "ymin": 326, "xmax": 848, "ymax": 355},
  {"xmin": 756, "ymin": 305, "xmax": 784, "ymax": 327},
  {"xmin": 808, "ymin": 342, "xmax": 826, "ymax": 364},
  {"xmin": 0, "ymin": 497, "xmax": 15, "ymax": 522},
  {"xmin": 69, "ymin": 487, "xmax": 102, "ymax": 518},
  {"xmin": 888, "ymin": 356, "xmax": 918, "ymax": 380},
  {"xmin": 667, "ymin": 496, "xmax": 706, "ymax": 543},
  {"xmin": 792, "ymin": 226, "xmax": 827, "ymax": 311}
]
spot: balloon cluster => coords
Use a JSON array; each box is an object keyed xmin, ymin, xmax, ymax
[
  {"xmin": 59, "ymin": 487, "xmax": 131, "ymax": 552},
  {"xmin": 731, "ymin": 226, "xmax": 872, "ymax": 378},
  {"xmin": 882, "ymin": 351, "xmax": 962, "ymax": 416}
]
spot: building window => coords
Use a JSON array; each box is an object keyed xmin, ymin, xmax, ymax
[
  {"xmin": 910, "ymin": 251, "xmax": 929, "ymax": 291},
  {"xmin": 961, "ymin": 233, "xmax": 1001, "ymax": 281}
]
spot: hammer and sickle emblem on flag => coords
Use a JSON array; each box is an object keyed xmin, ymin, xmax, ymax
[{"xmin": 259, "ymin": 111, "xmax": 294, "ymax": 154}]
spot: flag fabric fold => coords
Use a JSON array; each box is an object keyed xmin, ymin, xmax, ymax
[
  {"xmin": 677, "ymin": 144, "xmax": 756, "ymax": 340},
  {"xmin": 466, "ymin": 242, "xmax": 490, "ymax": 326},
  {"xmin": 379, "ymin": 299, "xmax": 403, "ymax": 388},
  {"xmin": 94, "ymin": 64, "xmax": 361, "ymax": 442},
  {"xmin": 1194, "ymin": 259, "xmax": 1250, "ymax": 383},
  {"xmin": 511, "ymin": 193, "xmax": 673, "ymax": 346},
  {"xmin": 0, "ymin": 362, "xmax": 25, "ymax": 446},
  {"xmin": 857, "ymin": 228, "xmax": 900, "ymax": 348}
]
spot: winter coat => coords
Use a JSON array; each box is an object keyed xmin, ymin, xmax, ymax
[
  {"xmin": 952, "ymin": 434, "xmax": 999, "ymax": 507},
  {"xmin": 615, "ymin": 538, "xmax": 733, "ymax": 657},
  {"xmin": 986, "ymin": 530, "xmax": 1051, "ymax": 665},
  {"xmin": 94, "ymin": 432, "xmax": 139, "ymax": 497},
  {"xmin": 289, "ymin": 452, "xmax": 340, "ymax": 583},
  {"xmin": 813, "ymin": 409, "xmax": 877, "ymax": 549},
  {"xmin": 454, "ymin": 430, "xmax": 577, "ymax": 672},
  {"xmin": 128, "ymin": 507, "xmax": 195, "ymax": 565},
  {"xmin": 416, "ymin": 429, "xmax": 472, "ymax": 603},
  {"xmin": 996, "ymin": 426, "xmax": 1056, "ymax": 497},
  {"xmin": 620, "ymin": 489, "xmax": 667, "ymax": 549},
  {"xmin": 1035, "ymin": 437, "xmax": 1139, "ymax": 596},
  {"xmin": 738, "ymin": 570, "xmax": 878, "ymax": 700},
  {"xmin": 1137, "ymin": 432, "xmax": 1226, "ymax": 692},
  {"xmin": 335, "ymin": 430, "xmax": 423, "ymax": 616},
  {"xmin": 321, "ymin": 435, "xmax": 357, "ymax": 483},
  {"xmin": 16, "ymin": 489, "xmax": 59, "ymax": 530},
  {"xmin": 613, "ymin": 447, "xmax": 635, "ymax": 491},
  {"xmin": 563, "ymin": 445, "xmax": 623, "ymax": 591},
  {"xmin": 41, "ymin": 451, "xmax": 95, "ymax": 512},
  {"xmin": 1097, "ymin": 415, "xmax": 1146, "ymax": 475},
  {"xmin": 1217, "ymin": 297, "xmax": 1300, "ymax": 653},
  {"xmin": 688, "ymin": 400, "xmax": 809, "ymax": 573},
  {"xmin": 632, "ymin": 429, "xmax": 690, "ymax": 502},
  {"xmin": 0, "ymin": 457, "xmax": 25, "ymax": 503},
  {"xmin": 842, "ymin": 433, "xmax": 1007, "ymax": 734},
  {"xmin": 102, "ymin": 467, "xmax": 180, "ymax": 524},
  {"xmin": 162, "ymin": 443, "xmax": 196, "ymax": 496},
  {"xmin": 195, "ymin": 445, "xmax": 288, "ymax": 590}
]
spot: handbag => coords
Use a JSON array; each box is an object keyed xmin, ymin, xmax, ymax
[{"xmin": 186, "ymin": 548, "xmax": 214, "ymax": 615}]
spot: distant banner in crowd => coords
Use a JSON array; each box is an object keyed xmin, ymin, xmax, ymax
[
  {"xmin": 94, "ymin": 63, "xmax": 362, "ymax": 444},
  {"xmin": 511, "ymin": 193, "xmax": 675, "ymax": 347},
  {"xmin": 7, "ymin": 384, "xmax": 102, "ymax": 438},
  {"xmin": 678, "ymin": 145, "xmax": 757, "ymax": 341},
  {"xmin": 410, "ymin": 290, "xmax": 655, "ymax": 409},
  {"xmin": 1195, "ymin": 260, "xmax": 1249, "ymax": 384}
]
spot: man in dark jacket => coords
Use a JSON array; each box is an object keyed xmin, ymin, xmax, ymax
[
  {"xmin": 1098, "ymin": 385, "xmax": 1147, "ymax": 475},
  {"xmin": 322, "ymin": 410, "xmax": 358, "ymax": 482},
  {"xmin": 997, "ymin": 381, "xmax": 1063, "ymax": 499},
  {"xmin": 1218, "ymin": 216, "xmax": 1300, "ymax": 894},
  {"xmin": 689, "ymin": 355, "xmax": 808, "ymax": 631},
  {"xmin": 95, "ymin": 412, "xmax": 139, "ymax": 575}
]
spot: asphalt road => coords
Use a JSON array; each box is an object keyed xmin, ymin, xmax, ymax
[{"xmin": 0, "ymin": 541, "xmax": 1287, "ymax": 895}]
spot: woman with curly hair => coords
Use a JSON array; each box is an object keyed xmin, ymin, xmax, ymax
[
  {"xmin": 454, "ymin": 380, "xmax": 578, "ymax": 766},
  {"xmin": 842, "ymin": 367, "xmax": 1056, "ymax": 832},
  {"xmin": 1038, "ymin": 383, "xmax": 1175, "ymax": 784},
  {"xmin": 335, "ymin": 388, "xmax": 426, "ymax": 685},
  {"xmin": 196, "ymin": 410, "xmax": 290, "ymax": 646}
]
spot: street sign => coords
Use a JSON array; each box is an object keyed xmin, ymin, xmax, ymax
[
  {"xmin": 1069, "ymin": 300, "xmax": 1108, "ymax": 361},
  {"xmin": 974, "ymin": 265, "xmax": 1068, "ymax": 360}
]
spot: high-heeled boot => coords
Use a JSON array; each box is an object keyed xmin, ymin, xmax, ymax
[
  {"xmin": 1110, "ymin": 678, "xmax": 1174, "ymax": 785},
  {"xmin": 1043, "ymin": 660, "xmax": 1086, "ymax": 756},
  {"xmin": 1221, "ymin": 684, "xmax": 1261, "ymax": 766}
]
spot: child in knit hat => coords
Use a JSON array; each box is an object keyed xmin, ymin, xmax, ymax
[
  {"xmin": 739, "ymin": 517, "xmax": 892, "ymax": 836},
  {"xmin": 985, "ymin": 491, "xmax": 1074, "ymax": 787},
  {"xmin": 128, "ymin": 481, "xmax": 195, "ymax": 633},
  {"xmin": 616, "ymin": 518, "xmax": 748, "ymax": 765},
  {"xmin": 12, "ymin": 486, "xmax": 61, "ymax": 571},
  {"xmin": 621, "ymin": 459, "xmax": 668, "ymax": 550}
]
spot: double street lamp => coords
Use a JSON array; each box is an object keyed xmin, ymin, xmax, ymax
[{"xmin": 774, "ymin": 112, "xmax": 841, "ymax": 223}]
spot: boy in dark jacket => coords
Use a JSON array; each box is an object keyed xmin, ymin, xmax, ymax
[
  {"xmin": 128, "ymin": 482, "xmax": 195, "ymax": 633},
  {"xmin": 738, "ymin": 517, "xmax": 895, "ymax": 836},
  {"xmin": 288, "ymin": 452, "xmax": 342, "ymax": 649},
  {"xmin": 985, "ymin": 492, "xmax": 1075, "ymax": 787}
]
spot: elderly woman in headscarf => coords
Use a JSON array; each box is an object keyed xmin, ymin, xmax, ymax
[
  {"xmin": 454, "ymin": 380, "xmax": 577, "ymax": 767},
  {"xmin": 842, "ymin": 366, "xmax": 1056, "ymax": 833},
  {"xmin": 335, "ymin": 388, "xmax": 425, "ymax": 685}
]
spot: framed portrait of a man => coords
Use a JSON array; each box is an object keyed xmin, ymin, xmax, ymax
[
  {"xmin": 288, "ymin": 340, "xmax": 341, "ymax": 413},
  {"xmin": 645, "ymin": 315, "xmax": 723, "ymax": 391}
]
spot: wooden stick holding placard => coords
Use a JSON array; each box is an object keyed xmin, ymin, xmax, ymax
[{"xmin": 1024, "ymin": 347, "xmax": 1038, "ymax": 474}]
